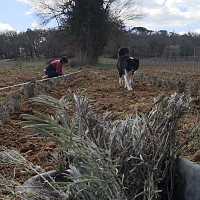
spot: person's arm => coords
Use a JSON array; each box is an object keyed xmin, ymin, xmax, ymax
[
  {"xmin": 52, "ymin": 60, "xmax": 64, "ymax": 75},
  {"xmin": 56, "ymin": 63, "xmax": 64, "ymax": 75}
]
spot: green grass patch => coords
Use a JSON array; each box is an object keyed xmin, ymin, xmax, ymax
[
  {"xmin": 0, "ymin": 57, "xmax": 117, "ymax": 70},
  {"xmin": 9, "ymin": 65, "xmax": 46, "ymax": 70},
  {"xmin": 96, "ymin": 86, "xmax": 115, "ymax": 92},
  {"xmin": 64, "ymin": 66, "xmax": 83, "ymax": 72},
  {"xmin": 0, "ymin": 59, "xmax": 46, "ymax": 70},
  {"xmin": 91, "ymin": 57, "xmax": 116, "ymax": 69}
]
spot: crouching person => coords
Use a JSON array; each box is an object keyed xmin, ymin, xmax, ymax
[{"xmin": 43, "ymin": 56, "xmax": 68, "ymax": 78}]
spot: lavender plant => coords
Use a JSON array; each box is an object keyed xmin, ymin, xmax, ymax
[
  {"xmin": 165, "ymin": 80, "xmax": 174, "ymax": 89},
  {"xmin": 148, "ymin": 75, "xmax": 158, "ymax": 85},
  {"xmin": 177, "ymin": 80, "xmax": 186, "ymax": 93},
  {"xmin": 21, "ymin": 90, "xmax": 196, "ymax": 199},
  {"xmin": 188, "ymin": 82, "xmax": 199, "ymax": 96},
  {"xmin": 0, "ymin": 102, "xmax": 10, "ymax": 124},
  {"xmin": 0, "ymin": 90, "xmax": 198, "ymax": 200},
  {"xmin": 157, "ymin": 78, "xmax": 163, "ymax": 87},
  {"xmin": 23, "ymin": 74, "xmax": 74, "ymax": 99},
  {"xmin": 23, "ymin": 78, "xmax": 36, "ymax": 99},
  {"xmin": 0, "ymin": 93, "xmax": 22, "ymax": 124},
  {"xmin": 136, "ymin": 73, "xmax": 144, "ymax": 80},
  {"xmin": 6, "ymin": 92, "xmax": 22, "ymax": 110},
  {"xmin": 152, "ymin": 75, "xmax": 158, "ymax": 85}
]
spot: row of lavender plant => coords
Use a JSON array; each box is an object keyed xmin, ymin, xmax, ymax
[
  {"xmin": 23, "ymin": 73, "xmax": 74, "ymax": 99},
  {"xmin": 0, "ymin": 73, "xmax": 74, "ymax": 124},
  {"xmin": 135, "ymin": 73, "xmax": 199, "ymax": 96}
]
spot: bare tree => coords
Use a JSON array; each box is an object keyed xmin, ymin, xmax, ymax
[{"xmin": 27, "ymin": 0, "xmax": 144, "ymax": 63}]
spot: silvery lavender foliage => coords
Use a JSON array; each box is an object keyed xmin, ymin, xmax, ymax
[
  {"xmin": 23, "ymin": 78, "xmax": 36, "ymax": 99},
  {"xmin": 35, "ymin": 82, "xmax": 51, "ymax": 95},
  {"xmin": 157, "ymin": 78, "xmax": 163, "ymax": 87},
  {"xmin": 0, "ymin": 148, "xmax": 26, "ymax": 167},
  {"xmin": 21, "ymin": 89, "xmax": 196, "ymax": 200},
  {"xmin": 177, "ymin": 80, "xmax": 186, "ymax": 93},
  {"xmin": 152, "ymin": 75, "xmax": 157, "ymax": 85},
  {"xmin": 136, "ymin": 73, "xmax": 144, "ymax": 80},
  {"xmin": 188, "ymin": 82, "xmax": 199, "ymax": 96},
  {"xmin": 0, "ymin": 102, "xmax": 10, "ymax": 124},
  {"xmin": 22, "ymin": 73, "xmax": 75, "ymax": 99},
  {"xmin": 0, "ymin": 93, "xmax": 22, "ymax": 123},
  {"xmin": 165, "ymin": 80, "xmax": 174, "ymax": 89},
  {"xmin": 47, "ymin": 79, "xmax": 56, "ymax": 89},
  {"xmin": 147, "ymin": 75, "xmax": 153, "ymax": 84},
  {"xmin": 147, "ymin": 75, "xmax": 158, "ymax": 85},
  {"xmin": 34, "ymin": 83, "xmax": 44, "ymax": 96},
  {"xmin": 6, "ymin": 92, "xmax": 22, "ymax": 110}
]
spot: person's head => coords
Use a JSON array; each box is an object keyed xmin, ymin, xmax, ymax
[{"xmin": 60, "ymin": 56, "xmax": 68, "ymax": 64}]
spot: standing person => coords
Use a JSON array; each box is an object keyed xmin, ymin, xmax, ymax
[{"xmin": 42, "ymin": 56, "xmax": 68, "ymax": 78}]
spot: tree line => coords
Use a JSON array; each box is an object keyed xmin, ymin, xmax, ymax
[
  {"xmin": 1, "ymin": 0, "xmax": 200, "ymax": 63},
  {"xmin": 105, "ymin": 27, "xmax": 200, "ymax": 60},
  {"xmin": 0, "ymin": 28, "xmax": 69, "ymax": 60},
  {"xmin": 1, "ymin": 26, "xmax": 200, "ymax": 62}
]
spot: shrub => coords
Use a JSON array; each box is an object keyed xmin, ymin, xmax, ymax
[
  {"xmin": 23, "ymin": 78, "xmax": 36, "ymax": 99},
  {"xmin": 0, "ymin": 102, "xmax": 10, "ymax": 124},
  {"xmin": 136, "ymin": 73, "xmax": 144, "ymax": 80},
  {"xmin": 157, "ymin": 78, "xmax": 163, "ymax": 87},
  {"xmin": 69, "ymin": 58, "xmax": 88, "ymax": 67},
  {"xmin": 188, "ymin": 82, "xmax": 199, "ymax": 96},
  {"xmin": 148, "ymin": 75, "xmax": 158, "ymax": 85},
  {"xmin": 6, "ymin": 92, "xmax": 23, "ymax": 110},
  {"xmin": 24, "ymin": 90, "xmax": 196, "ymax": 199},
  {"xmin": 165, "ymin": 80, "xmax": 174, "ymax": 89},
  {"xmin": 0, "ymin": 93, "xmax": 22, "ymax": 124},
  {"xmin": 177, "ymin": 80, "xmax": 186, "ymax": 93}
]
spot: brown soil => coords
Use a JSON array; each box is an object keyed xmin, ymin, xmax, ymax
[{"xmin": 0, "ymin": 64, "xmax": 200, "ymax": 197}]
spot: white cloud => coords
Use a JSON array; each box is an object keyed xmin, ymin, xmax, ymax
[
  {"xmin": 178, "ymin": 29, "xmax": 200, "ymax": 35},
  {"xmin": 128, "ymin": 0, "xmax": 200, "ymax": 33},
  {"xmin": 193, "ymin": 29, "xmax": 200, "ymax": 34},
  {"xmin": 15, "ymin": 0, "xmax": 200, "ymax": 33},
  {"xmin": 0, "ymin": 23, "xmax": 16, "ymax": 32},
  {"xmin": 25, "ymin": 10, "xmax": 32, "ymax": 15},
  {"xmin": 178, "ymin": 31, "xmax": 187, "ymax": 35},
  {"xmin": 31, "ymin": 21, "xmax": 44, "ymax": 28},
  {"xmin": 17, "ymin": 0, "xmax": 30, "ymax": 4},
  {"xmin": 154, "ymin": 0, "xmax": 165, "ymax": 5}
]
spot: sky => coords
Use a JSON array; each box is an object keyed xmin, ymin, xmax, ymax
[{"xmin": 0, "ymin": 0, "xmax": 200, "ymax": 35}]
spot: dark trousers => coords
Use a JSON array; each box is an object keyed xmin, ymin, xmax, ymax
[{"xmin": 45, "ymin": 71, "xmax": 60, "ymax": 78}]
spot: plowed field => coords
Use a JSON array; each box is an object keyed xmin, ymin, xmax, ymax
[{"xmin": 1, "ymin": 63, "xmax": 200, "ymax": 190}]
